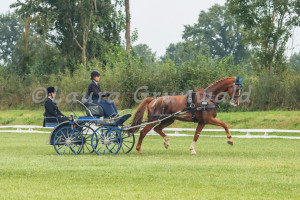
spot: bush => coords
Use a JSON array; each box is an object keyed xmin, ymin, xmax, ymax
[{"xmin": 0, "ymin": 48, "xmax": 299, "ymax": 111}]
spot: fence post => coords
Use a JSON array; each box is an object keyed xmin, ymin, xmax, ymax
[{"xmin": 264, "ymin": 132, "xmax": 269, "ymax": 136}]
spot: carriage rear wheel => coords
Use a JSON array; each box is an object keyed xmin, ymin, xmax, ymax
[
  {"xmin": 80, "ymin": 126, "xmax": 98, "ymax": 153},
  {"xmin": 53, "ymin": 126, "xmax": 83, "ymax": 155},
  {"xmin": 91, "ymin": 126, "xmax": 121, "ymax": 155}
]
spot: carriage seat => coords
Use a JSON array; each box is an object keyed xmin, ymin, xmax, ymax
[
  {"xmin": 43, "ymin": 112, "xmax": 59, "ymax": 127},
  {"xmin": 84, "ymin": 102, "xmax": 105, "ymax": 118}
]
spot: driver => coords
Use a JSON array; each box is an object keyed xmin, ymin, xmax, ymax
[
  {"xmin": 87, "ymin": 70, "xmax": 118, "ymax": 118},
  {"xmin": 44, "ymin": 87, "xmax": 69, "ymax": 124}
]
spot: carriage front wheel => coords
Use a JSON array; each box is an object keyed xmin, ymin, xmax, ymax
[
  {"xmin": 91, "ymin": 126, "xmax": 122, "ymax": 155},
  {"xmin": 120, "ymin": 131, "xmax": 135, "ymax": 154}
]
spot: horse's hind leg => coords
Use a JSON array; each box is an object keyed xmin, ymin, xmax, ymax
[
  {"xmin": 208, "ymin": 117, "xmax": 233, "ymax": 145},
  {"xmin": 153, "ymin": 119, "xmax": 175, "ymax": 149},
  {"xmin": 136, "ymin": 123, "xmax": 157, "ymax": 154},
  {"xmin": 190, "ymin": 123, "xmax": 205, "ymax": 155}
]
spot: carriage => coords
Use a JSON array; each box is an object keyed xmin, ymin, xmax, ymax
[{"xmin": 45, "ymin": 100, "xmax": 135, "ymax": 155}]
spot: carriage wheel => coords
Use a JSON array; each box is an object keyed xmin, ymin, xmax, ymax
[
  {"xmin": 53, "ymin": 126, "xmax": 83, "ymax": 155},
  {"xmin": 91, "ymin": 126, "xmax": 121, "ymax": 155},
  {"xmin": 81, "ymin": 126, "xmax": 98, "ymax": 153},
  {"xmin": 120, "ymin": 131, "xmax": 135, "ymax": 154}
]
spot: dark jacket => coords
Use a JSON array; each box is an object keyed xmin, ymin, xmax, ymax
[
  {"xmin": 87, "ymin": 81, "xmax": 109, "ymax": 99},
  {"xmin": 44, "ymin": 98, "xmax": 64, "ymax": 117}
]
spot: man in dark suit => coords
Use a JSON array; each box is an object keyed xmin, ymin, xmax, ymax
[{"xmin": 44, "ymin": 87, "xmax": 69, "ymax": 125}]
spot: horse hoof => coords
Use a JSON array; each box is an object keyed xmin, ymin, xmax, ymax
[
  {"xmin": 191, "ymin": 150, "xmax": 196, "ymax": 155},
  {"xmin": 227, "ymin": 141, "xmax": 233, "ymax": 146},
  {"xmin": 164, "ymin": 143, "xmax": 169, "ymax": 149}
]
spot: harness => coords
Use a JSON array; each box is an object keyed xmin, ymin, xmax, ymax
[{"xmin": 186, "ymin": 89, "xmax": 218, "ymax": 123}]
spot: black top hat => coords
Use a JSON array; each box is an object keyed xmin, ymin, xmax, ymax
[{"xmin": 47, "ymin": 87, "xmax": 55, "ymax": 94}]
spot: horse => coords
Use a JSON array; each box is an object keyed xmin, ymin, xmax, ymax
[{"xmin": 128, "ymin": 76, "xmax": 244, "ymax": 154}]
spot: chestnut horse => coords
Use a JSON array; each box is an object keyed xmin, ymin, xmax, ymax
[{"xmin": 128, "ymin": 77, "xmax": 244, "ymax": 154}]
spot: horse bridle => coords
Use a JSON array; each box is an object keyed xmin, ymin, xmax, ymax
[{"xmin": 229, "ymin": 83, "xmax": 242, "ymax": 104}]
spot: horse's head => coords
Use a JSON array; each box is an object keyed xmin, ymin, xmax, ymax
[{"xmin": 228, "ymin": 76, "xmax": 244, "ymax": 107}]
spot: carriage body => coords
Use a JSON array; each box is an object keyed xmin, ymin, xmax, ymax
[{"xmin": 47, "ymin": 100, "xmax": 134, "ymax": 155}]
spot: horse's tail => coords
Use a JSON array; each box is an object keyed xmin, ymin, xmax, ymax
[{"xmin": 127, "ymin": 97, "xmax": 154, "ymax": 134}]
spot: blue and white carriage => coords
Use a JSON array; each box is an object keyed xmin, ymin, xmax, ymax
[{"xmin": 45, "ymin": 100, "xmax": 134, "ymax": 155}]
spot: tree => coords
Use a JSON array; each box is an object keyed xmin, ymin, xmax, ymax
[
  {"xmin": 125, "ymin": 0, "xmax": 131, "ymax": 52},
  {"xmin": 228, "ymin": 0, "xmax": 300, "ymax": 73},
  {"xmin": 132, "ymin": 44, "xmax": 156, "ymax": 63},
  {"xmin": 289, "ymin": 52, "xmax": 300, "ymax": 73},
  {"xmin": 182, "ymin": 4, "xmax": 248, "ymax": 65},
  {"xmin": 0, "ymin": 13, "xmax": 24, "ymax": 64},
  {"xmin": 163, "ymin": 42, "xmax": 199, "ymax": 66},
  {"xmin": 68, "ymin": 0, "xmax": 94, "ymax": 69},
  {"xmin": 12, "ymin": 0, "xmax": 125, "ymax": 71},
  {"xmin": 11, "ymin": 0, "xmax": 56, "ymax": 74}
]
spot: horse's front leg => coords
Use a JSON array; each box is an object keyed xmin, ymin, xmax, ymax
[
  {"xmin": 190, "ymin": 123, "xmax": 205, "ymax": 155},
  {"xmin": 208, "ymin": 117, "xmax": 233, "ymax": 145}
]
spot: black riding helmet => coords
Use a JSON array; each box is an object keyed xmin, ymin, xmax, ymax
[
  {"xmin": 91, "ymin": 70, "xmax": 100, "ymax": 79},
  {"xmin": 47, "ymin": 87, "xmax": 55, "ymax": 94}
]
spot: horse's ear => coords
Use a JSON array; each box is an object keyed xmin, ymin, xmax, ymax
[
  {"xmin": 239, "ymin": 77, "xmax": 244, "ymax": 83},
  {"xmin": 235, "ymin": 76, "xmax": 240, "ymax": 83}
]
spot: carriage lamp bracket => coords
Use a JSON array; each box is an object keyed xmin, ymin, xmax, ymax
[{"xmin": 69, "ymin": 114, "xmax": 75, "ymax": 122}]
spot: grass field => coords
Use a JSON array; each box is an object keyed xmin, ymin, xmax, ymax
[
  {"xmin": 0, "ymin": 132, "xmax": 299, "ymax": 199},
  {"xmin": 1, "ymin": 109, "xmax": 300, "ymax": 130}
]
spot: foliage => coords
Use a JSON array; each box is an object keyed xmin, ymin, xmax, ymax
[
  {"xmin": 0, "ymin": 12, "xmax": 24, "ymax": 64},
  {"xmin": 228, "ymin": 0, "xmax": 300, "ymax": 73},
  {"xmin": 11, "ymin": 0, "xmax": 125, "ymax": 72},
  {"xmin": 132, "ymin": 44, "xmax": 156, "ymax": 63},
  {"xmin": 289, "ymin": 52, "xmax": 300, "ymax": 73},
  {"xmin": 1, "ymin": 1, "xmax": 300, "ymax": 111},
  {"xmin": 163, "ymin": 41, "xmax": 200, "ymax": 66},
  {"xmin": 182, "ymin": 4, "xmax": 249, "ymax": 65}
]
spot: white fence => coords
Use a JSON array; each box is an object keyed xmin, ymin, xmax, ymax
[{"xmin": 0, "ymin": 125, "xmax": 300, "ymax": 139}]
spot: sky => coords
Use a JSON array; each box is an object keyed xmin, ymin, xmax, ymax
[{"xmin": 1, "ymin": 0, "xmax": 300, "ymax": 57}]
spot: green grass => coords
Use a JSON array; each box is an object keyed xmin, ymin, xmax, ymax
[
  {"xmin": 0, "ymin": 132, "xmax": 299, "ymax": 199},
  {"xmin": 1, "ymin": 110, "xmax": 300, "ymax": 130}
]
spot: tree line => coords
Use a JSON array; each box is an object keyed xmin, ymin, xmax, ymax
[{"xmin": 0, "ymin": 0, "xmax": 300, "ymax": 110}]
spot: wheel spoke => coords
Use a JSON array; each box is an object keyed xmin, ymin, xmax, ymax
[
  {"xmin": 122, "ymin": 141, "xmax": 131, "ymax": 149},
  {"xmin": 73, "ymin": 144, "xmax": 81, "ymax": 149},
  {"xmin": 85, "ymin": 143, "xmax": 92, "ymax": 152},
  {"xmin": 123, "ymin": 140, "xmax": 133, "ymax": 144},
  {"xmin": 96, "ymin": 144, "xmax": 105, "ymax": 154},
  {"xmin": 62, "ymin": 145, "xmax": 67, "ymax": 154},
  {"xmin": 57, "ymin": 144, "xmax": 66, "ymax": 151},
  {"xmin": 110, "ymin": 144, "xmax": 117, "ymax": 152},
  {"xmin": 70, "ymin": 145, "xmax": 77, "ymax": 154},
  {"xmin": 59, "ymin": 129, "xmax": 67, "ymax": 139}
]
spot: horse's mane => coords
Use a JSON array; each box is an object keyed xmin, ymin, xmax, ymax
[{"xmin": 206, "ymin": 77, "xmax": 235, "ymax": 89}]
